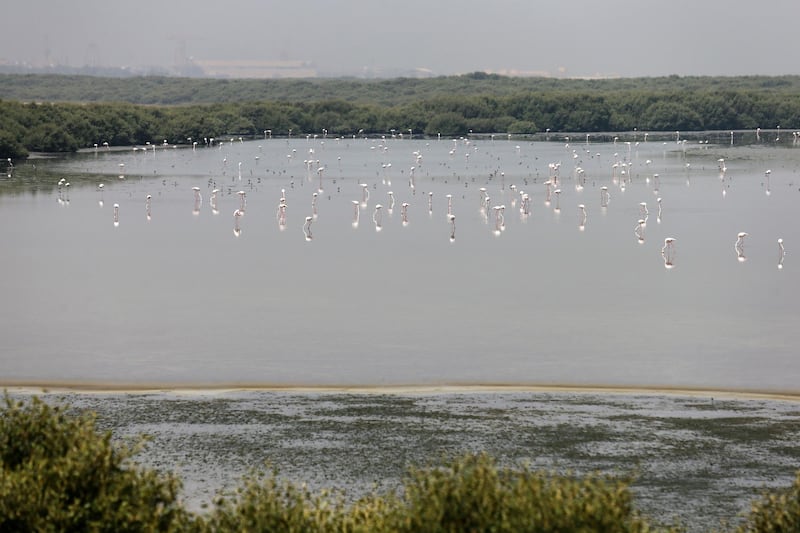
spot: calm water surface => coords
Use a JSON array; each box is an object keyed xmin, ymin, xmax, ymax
[{"xmin": 2, "ymin": 135, "xmax": 799, "ymax": 391}]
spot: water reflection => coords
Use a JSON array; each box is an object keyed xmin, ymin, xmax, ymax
[{"xmin": 1, "ymin": 135, "xmax": 799, "ymax": 391}]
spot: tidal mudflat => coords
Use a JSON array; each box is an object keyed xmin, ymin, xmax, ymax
[{"xmin": 11, "ymin": 387, "xmax": 800, "ymax": 532}]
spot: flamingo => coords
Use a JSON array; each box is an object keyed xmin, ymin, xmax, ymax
[
  {"xmin": 360, "ymin": 183, "xmax": 370, "ymax": 205},
  {"xmin": 656, "ymin": 197, "xmax": 662, "ymax": 223},
  {"xmin": 373, "ymin": 204, "xmax": 383, "ymax": 231},
  {"xmin": 209, "ymin": 189, "xmax": 219, "ymax": 214},
  {"xmin": 778, "ymin": 238, "xmax": 786, "ymax": 269},
  {"xmin": 312, "ymin": 192, "xmax": 319, "ymax": 218},
  {"xmin": 492, "ymin": 205, "xmax": 505, "ymax": 235},
  {"xmin": 578, "ymin": 204, "xmax": 587, "ymax": 231},
  {"xmin": 277, "ymin": 200, "xmax": 287, "ymax": 229},
  {"xmin": 735, "ymin": 232, "xmax": 748, "ymax": 262},
  {"xmin": 317, "ymin": 166, "xmax": 325, "ymax": 192},
  {"xmin": 634, "ymin": 219, "xmax": 645, "ymax": 243},
  {"xmin": 520, "ymin": 193, "xmax": 531, "ymax": 216},
  {"xmin": 352, "ymin": 200, "xmax": 360, "ymax": 228},
  {"xmin": 192, "ymin": 187, "xmax": 202, "ymax": 215},
  {"xmin": 303, "ymin": 216, "xmax": 313, "ymax": 241},
  {"xmin": 233, "ymin": 209, "xmax": 243, "ymax": 237},
  {"xmin": 662, "ymin": 238, "xmax": 676, "ymax": 269},
  {"xmin": 113, "ymin": 203, "xmax": 119, "ymax": 227}
]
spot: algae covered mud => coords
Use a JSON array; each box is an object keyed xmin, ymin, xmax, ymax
[{"xmin": 13, "ymin": 388, "xmax": 800, "ymax": 533}]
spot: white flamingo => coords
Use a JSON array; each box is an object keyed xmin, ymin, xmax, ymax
[
  {"xmin": 634, "ymin": 219, "xmax": 645, "ymax": 243},
  {"xmin": 373, "ymin": 204, "xmax": 383, "ymax": 231},
  {"xmin": 352, "ymin": 200, "xmax": 360, "ymax": 228},
  {"xmin": 233, "ymin": 209, "xmax": 243, "ymax": 237},
  {"xmin": 735, "ymin": 232, "xmax": 748, "ymax": 262}
]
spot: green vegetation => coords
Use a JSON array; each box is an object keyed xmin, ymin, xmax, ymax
[
  {"xmin": 2, "ymin": 394, "xmax": 800, "ymax": 531},
  {"xmin": 0, "ymin": 395, "xmax": 189, "ymax": 532},
  {"xmin": 1, "ymin": 73, "xmax": 800, "ymax": 159}
]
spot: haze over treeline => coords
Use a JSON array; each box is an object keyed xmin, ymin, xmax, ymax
[{"xmin": 1, "ymin": 1, "xmax": 798, "ymax": 79}]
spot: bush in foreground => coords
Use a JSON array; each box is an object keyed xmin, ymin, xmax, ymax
[
  {"xmin": 0, "ymin": 394, "xmax": 190, "ymax": 532},
  {"xmin": 737, "ymin": 472, "xmax": 800, "ymax": 532}
]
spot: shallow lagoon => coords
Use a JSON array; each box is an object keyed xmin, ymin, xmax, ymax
[{"xmin": 1, "ymin": 133, "xmax": 799, "ymax": 391}]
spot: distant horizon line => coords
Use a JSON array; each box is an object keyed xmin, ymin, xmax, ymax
[{"xmin": 2, "ymin": 62, "xmax": 799, "ymax": 81}]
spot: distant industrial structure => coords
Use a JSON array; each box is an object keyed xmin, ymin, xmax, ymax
[{"xmin": 192, "ymin": 59, "xmax": 317, "ymax": 79}]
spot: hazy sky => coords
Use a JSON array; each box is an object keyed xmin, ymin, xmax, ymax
[{"xmin": 3, "ymin": 1, "xmax": 798, "ymax": 77}]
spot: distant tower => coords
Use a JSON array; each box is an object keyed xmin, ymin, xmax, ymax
[{"xmin": 85, "ymin": 42, "xmax": 99, "ymax": 68}]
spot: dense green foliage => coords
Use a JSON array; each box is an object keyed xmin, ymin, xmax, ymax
[
  {"xmin": 3, "ymin": 394, "xmax": 800, "ymax": 532},
  {"xmin": 204, "ymin": 454, "xmax": 668, "ymax": 533},
  {"xmin": 1, "ymin": 73, "xmax": 800, "ymax": 159},
  {"xmin": 0, "ymin": 395, "xmax": 189, "ymax": 532},
  {"xmin": 3, "ymin": 72, "xmax": 800, "ymax": 106}
]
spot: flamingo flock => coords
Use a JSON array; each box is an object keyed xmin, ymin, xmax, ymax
[{"xmin": 35, "ymin": 131, "xmax": 795, "ymax": 272}]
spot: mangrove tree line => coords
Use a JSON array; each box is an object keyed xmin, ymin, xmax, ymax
[{"xmin": 2, "ymin": 73, "xmax": 800, "ymax": 159}]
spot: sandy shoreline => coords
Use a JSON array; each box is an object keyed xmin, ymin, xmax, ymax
[{"xmin": 3, "ymin": 381, "xmax": 800, "ymax": 402}]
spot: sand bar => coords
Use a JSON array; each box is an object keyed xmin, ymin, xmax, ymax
[{"xmin": 3, "ymin": 380, "xmax": 800, "ymax": 402}]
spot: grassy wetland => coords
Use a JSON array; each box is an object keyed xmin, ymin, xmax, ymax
[{"xmin": 13, "ymin": 388, "xmax": 797, "ymax": 532}]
